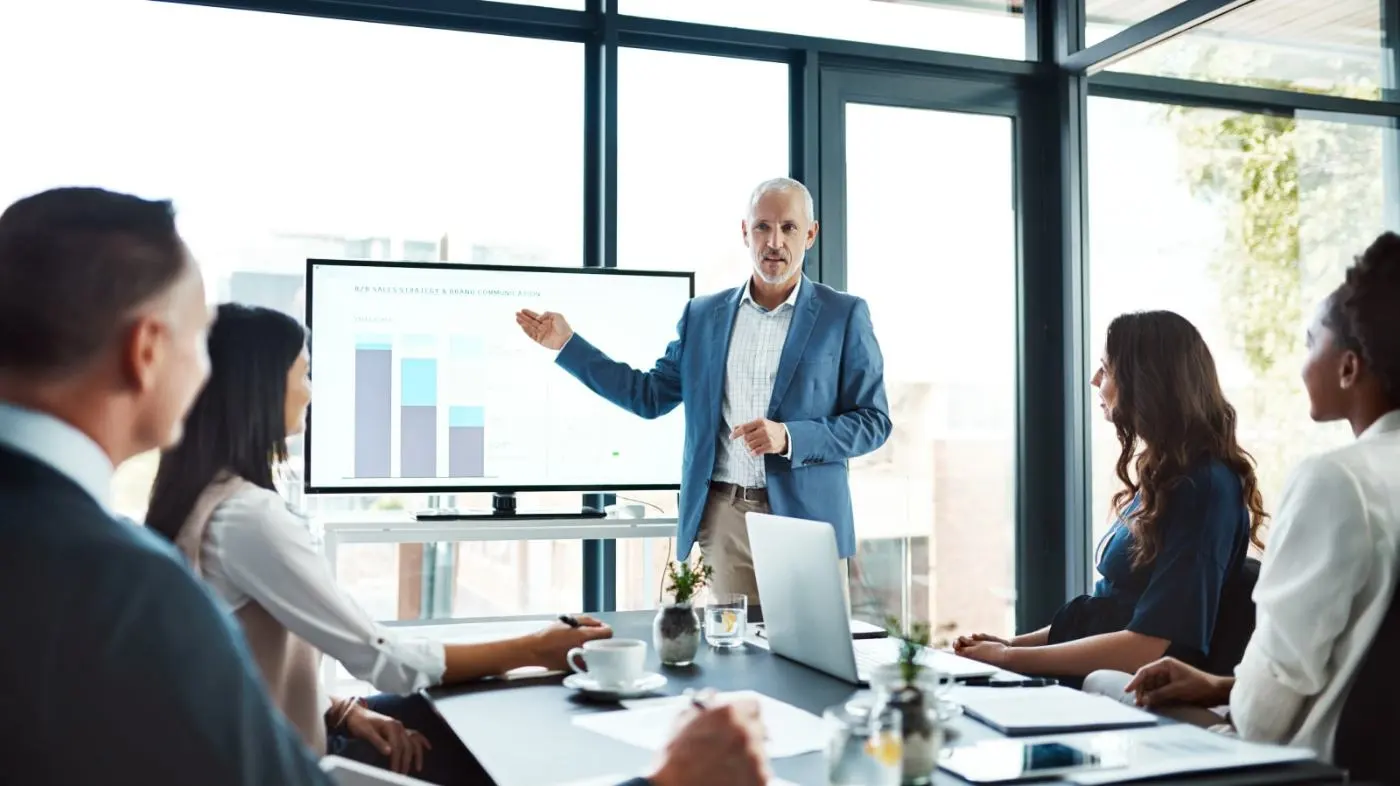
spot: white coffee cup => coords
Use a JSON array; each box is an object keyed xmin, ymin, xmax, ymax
[{"xmin": 567, "ymin": 638, "xmax": 647, "ymax": 688}]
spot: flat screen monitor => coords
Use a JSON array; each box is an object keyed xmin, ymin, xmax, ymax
[{"xmin": 304, "ymin": 259, "xmax": 693, "ymax": 494}]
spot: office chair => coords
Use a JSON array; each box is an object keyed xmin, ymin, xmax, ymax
[{"xmin": 1333, "ymin": 572, "xmax": 1400, "ymax": 784}]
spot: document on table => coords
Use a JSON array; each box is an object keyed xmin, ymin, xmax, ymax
[
  {"xmin": 950, "ymin": 685, "xmax": 1158, "ymax": 736},
  {"xmin": 570, "ymin": 690, "xmax": 825, "ymax": 759},
  {"xmin": 553, "ymin": 777, "xmax": 799, "ymax": 786},
  {"xmin": 1054, "ymin": 723, "xmax": 1315, "ymax": 784}
]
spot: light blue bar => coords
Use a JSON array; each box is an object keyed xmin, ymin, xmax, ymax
[
  {"xmin": 402, "ymin": 334, "xmax": 437, "ymax": 357},
  {"xmin": 450, "ymin": 335, "xmax": 485, "ymax": 359},
  {"xmin": 449, "ymin": 406, "xmax": 485, "ymax": 428},
  {"xmin": 355, "ymin": 334, "xmax": 393, "ymax": 351},
  {"xmin": 401, "ymin": 358, "xmax": 437, "ymax": 406}
]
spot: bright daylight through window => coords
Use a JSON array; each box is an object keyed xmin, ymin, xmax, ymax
[
  {"xmin": 1087, "ymin": 95, "xmax": 1394, "ymax": 565},
  {"xmin": 0, "ymin": 0, "xmax": 585, "ymax": 622}
]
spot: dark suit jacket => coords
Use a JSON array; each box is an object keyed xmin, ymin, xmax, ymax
[{"xmin": 0, "ymin": 445, "xmax": 331, "ymax": 785}]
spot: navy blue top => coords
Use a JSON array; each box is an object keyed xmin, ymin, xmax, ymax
[
  {"xmin": 0, "ymin": 447, "xmax": 331, "ymax": 786},
  {"xmin": 1091, "ymin": 458, "xmax": 1249, "ymax": 658}
]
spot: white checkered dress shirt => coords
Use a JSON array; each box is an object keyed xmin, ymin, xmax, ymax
[{"xmin": 711, "ymin": 278, "xmax": 800, "ymax": 488}]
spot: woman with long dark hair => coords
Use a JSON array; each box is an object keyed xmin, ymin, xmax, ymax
[
  {"xmin": 954, "ymin": 310, "xmax": 1267, "ymax": 681},
  {"xmin": 1108, "ymin": 233, "xmax": 1400, "ymax": 774},
  {"xmin": 147, "ymin": 304, "xmax": 611, "ymax": 784}
]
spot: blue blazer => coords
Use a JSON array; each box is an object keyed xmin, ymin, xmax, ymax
[{"xmin": 556, "ymin": 276, "xmax": 892, "ymax": 559}]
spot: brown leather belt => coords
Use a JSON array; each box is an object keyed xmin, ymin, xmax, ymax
[{"xmin": 709, "ymin": 480, "xmax": 768, "ymax": 503}]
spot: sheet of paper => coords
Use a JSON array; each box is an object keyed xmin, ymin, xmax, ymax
[
  {"xmin": 573, "ymin": 690, "xmax": 825, "ymax": 759},
  {"xmin": 1055, "ymin": 723, "xmax": 1315, "ymax": 784},
  {"xmin": 950, "ymin": 685, "xmax": 1157, "ymax": 734},
  {"xmin": 553, "ymin": 777, "xmax": 798, "ymax": 786}
]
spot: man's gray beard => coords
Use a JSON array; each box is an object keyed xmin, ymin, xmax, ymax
[{"xmin": 753, "ymin": 258, "xmax": 802, "ymax": 286}]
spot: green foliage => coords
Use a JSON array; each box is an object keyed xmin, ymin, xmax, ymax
[
  {"xmin": 1160, "ymin": 74, "xmax": 1384, "ymax": 514},
  {"xmin": 885, "ymin": 615, "xmax": 931, "ymax": 684},
  {"xmin": 664, "ymin": 557, "xmax": 713, "ymax": 605},
  {"xmin": 1164, "ymin": 77, "xmax": 1384, "ymax": 380},
  {"xmin": 1167, "ymin": 107, "xmax": 1302, "ymax": 376},
  {"xmin": 371, "ymin": 495, "xmax": 406, "ymax": 511}
]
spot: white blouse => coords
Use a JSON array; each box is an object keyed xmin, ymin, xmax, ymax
[
  {"xmin": 200, "ymin": 485, "xmax": 446, "ymax": 695},
  {"xmin": 1231, "ymin": 410, "xmax": 1400, "ymax": 760}
]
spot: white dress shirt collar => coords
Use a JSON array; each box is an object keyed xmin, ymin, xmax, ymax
[
  {"xmin": 0, "ymin": 400, "xmax": 114, "ymax": 511},
  {"xmin": 1359, "ymin": 408, "xmax": 1400, "ymax": 441},
  {"xmin": 741, "ymin": 275, "xmax": 801, "ymax": 310}
]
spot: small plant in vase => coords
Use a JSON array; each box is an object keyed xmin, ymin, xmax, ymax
[
  {"xmin": 652, "ymin": 557, "xmax": 713, "ymax": 666},
  {"xmin": 872, "ymin": 616, "xmax": 945, "ymax": 785}
]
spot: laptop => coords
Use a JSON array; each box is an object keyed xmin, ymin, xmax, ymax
[{"xmin": 746, "ymin": 512, "xmax": 999, "ymax": 684}]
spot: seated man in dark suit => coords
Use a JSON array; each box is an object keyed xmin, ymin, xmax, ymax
[
  {"xmin": 0, "ymin": 187, "xmax": 335, "ymax": 785},
  {"xmin": 0, "ymin": 186, "xmax": 767, "ymax": 786}
]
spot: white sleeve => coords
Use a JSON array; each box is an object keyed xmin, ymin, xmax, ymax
[
  {"xmin": 209, "ymin": 493, "xmax": 446, "ymax": 695},
  {"xmin": 1230, "ymin": 456, "xmax": 1372, "ymax": 743}
]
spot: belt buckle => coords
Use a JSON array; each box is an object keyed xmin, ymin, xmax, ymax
[{"xmin": 740, "ymin": 485, "xmax": 762, "ymax": 503}]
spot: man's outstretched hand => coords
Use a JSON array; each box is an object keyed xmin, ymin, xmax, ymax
[{"xmin": 516, "ymin": 309, "xmax": 573, "ymax": 350}]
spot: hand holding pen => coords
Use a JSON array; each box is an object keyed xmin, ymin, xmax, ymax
[
  {"xmin": 649, "ymin": 690, "xmax": 769, "ymax": 786},
  {"xmin": 528, "ymin": 614, "xmax": 611, "ymax": 672}
]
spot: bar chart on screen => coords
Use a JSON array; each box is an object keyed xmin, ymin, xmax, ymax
[{"xmin": 307, "ymin": 261, "xmax": 691, "ymax": 492}]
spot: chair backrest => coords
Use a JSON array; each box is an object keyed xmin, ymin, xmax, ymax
[
  {"xmin": 1203, "ymin": 557, "xmax": 1261, "ymax": 677},
  {"xmin": 1334, "ymin": 578, "xmax": 1400, "ymax": 783}
]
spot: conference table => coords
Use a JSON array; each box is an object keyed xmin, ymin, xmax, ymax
[{"xmin": 425, "ymin": 611, "xmax": 1344, "ymax": 786}]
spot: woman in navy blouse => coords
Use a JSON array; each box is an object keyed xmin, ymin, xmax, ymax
[{"xmin": 955, "ymin": 311, "xmax": 1268, "ymax": 684}]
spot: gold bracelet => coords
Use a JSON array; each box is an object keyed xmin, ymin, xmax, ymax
[{"xmin": 330, "ymin": 696, "xmax": 367, "ymax": 729}]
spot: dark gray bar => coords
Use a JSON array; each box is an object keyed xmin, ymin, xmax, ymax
[
  {"xmin": 448, "ymin": 426, "xmax": 485, "ymax": 478},
  {"xmin": 400, "ymin": 405, "xmax": 437, "ymax": 478},
  {"xmin": 354, "ymin": 348, "xmax": 392, "ymax": 478}
]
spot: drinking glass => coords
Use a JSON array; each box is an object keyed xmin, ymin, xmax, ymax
[
  {"xmin": 704, "ymin": 593, "xmax": 747, "ymax": 648},
  {"xmin": 824, "ymin": 699, "xmax": 902, "ymax": 786}
]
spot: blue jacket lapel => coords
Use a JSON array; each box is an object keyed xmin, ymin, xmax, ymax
[
  {"xmin": 707, "ymin": 287, "xmax": 744, "ymax": 414},
  {"xmin": 768, "ymin": 277, "xmax": 820, "ymax": 417}
]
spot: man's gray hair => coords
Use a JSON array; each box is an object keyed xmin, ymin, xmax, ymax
[{"xmin": 748, "ymin": 177, "xmax": 815, "ymax": 223}]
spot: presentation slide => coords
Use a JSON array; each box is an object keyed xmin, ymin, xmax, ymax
[{"xmin": 305, "ymin": 261, "xmax": 691, "ymax": 492}]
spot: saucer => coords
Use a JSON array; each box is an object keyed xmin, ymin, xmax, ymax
[{"xmin": 563, "ymin": 671, "xmax": 668, "ymax": 699}]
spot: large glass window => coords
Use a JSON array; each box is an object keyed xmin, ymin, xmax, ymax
[
  {"xmin": 1105, "ymin": 1, "xmax": 1393, "ymax": 100},
  {"xmin": 615, "ymin": 48, "xmax": 790, "ymax": 296},
  {"xmin": 843, "ymin": 104, "xmax": 1018, "ymax": 641},
  {"xmin": 1086, "ymin": 96, "xmax": 1394, "ymax": 567},
  {"xmin": 0, "ymin": 0, "xmax": 584, "ymax": 527},
  {"xmin": 1, "ymin": 0, "xmax": 587, "ymax": 620},
  {"xmin": 1084, "ymin": 0, "xmax": 1184, "ymax": 46},
  {"xmin": 611, "ymin": 48, "xmax": 789, "ymax": 607},
  {"xmin": 622, "ymin": 0, "xmax": 1026, "ymax": 60}
]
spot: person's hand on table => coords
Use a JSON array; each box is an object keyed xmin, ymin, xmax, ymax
[
  {"xmin": 344, "ymin": 702, "xmax": 431, "ymax": 775},
  {"xmin": 649, "ymin": 692, "xmax": 769, "ymax": 786},
  {"xmin": 1124, "ymin": 657, "xmax": 1231, "ymax": 709},
  {"xmin": 954, "ymin": 633, "xmax": 1012, "ymax": 666},
  {"xmin": 528, "ymin": 615, "xmax": 612, "ymax": 671},
  {"xmin": 954, "ymin": 633, "xmax": 1010, "ymax": 651}
]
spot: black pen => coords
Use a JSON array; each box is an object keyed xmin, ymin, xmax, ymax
[
  {"xmin": 558, "ymin": 614, "xmax": 581, "ymax": 628},
  {"xmin": 981, "ymin": 677, "xmax": 1057, "ymax": 688},
  {"xmin": 684, "ymin": 688, "xmax": 711, "ymax": 710}
]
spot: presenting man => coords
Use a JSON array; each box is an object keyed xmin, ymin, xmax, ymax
[{"xmin": 517, "ymin": 177, "xmax": 891, "ymax": 604}]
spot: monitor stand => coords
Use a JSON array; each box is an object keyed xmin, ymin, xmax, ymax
[{"xmin": 413, "ymin": 492, "xmax": 606, "ymax": 521}]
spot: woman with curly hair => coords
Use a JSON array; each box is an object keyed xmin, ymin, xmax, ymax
[
  {"xmin": 1107, "ymin": 231, "xmax": 1400, "ymax": 768},
  {"xmin": 954, "ymin": 310, "xmax": 1267, "ymax": 684}
]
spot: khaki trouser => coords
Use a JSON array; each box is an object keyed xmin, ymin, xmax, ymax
[{"xmin": 696, "ymin": 488, "xmax": 849, "ymax": 612}]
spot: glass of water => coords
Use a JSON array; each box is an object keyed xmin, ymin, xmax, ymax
[
  {"xmin": 825, "ymin": 698, "xmax": 902, "ymax": 786},
  {"xmin": 705, "ymin": 593, "xmax": 747, "ymax": 648}
]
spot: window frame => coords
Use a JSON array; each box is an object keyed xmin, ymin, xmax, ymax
[{"xmin": 103, "ymin": 0, "xmax": 1398, "ymax": 626}]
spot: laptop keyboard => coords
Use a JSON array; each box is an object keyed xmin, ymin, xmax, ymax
[{"xmin": 853, "ymin": 637, "xmax": 905, "ymax": 678}]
